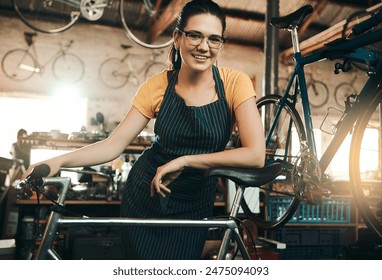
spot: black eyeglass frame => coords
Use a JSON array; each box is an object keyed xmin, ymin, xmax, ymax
[{"xmin": 176, "ymin": 29, "xmax": 225, "ymax": 49}]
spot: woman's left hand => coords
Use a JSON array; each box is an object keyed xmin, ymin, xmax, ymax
[{"xmin": 150, "ymin": 157, "xmax": 185, "ymax": 197}]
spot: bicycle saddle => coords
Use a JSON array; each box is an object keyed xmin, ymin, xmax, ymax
[
  {"xmin": 205, "ymin": 162, "xmax": 283, "ymax": 188},
  {"xmin": 270, "ymin": 5, "xmax": 313, "ymax": 30}
]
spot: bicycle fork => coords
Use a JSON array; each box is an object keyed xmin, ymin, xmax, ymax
[
  {"xmin": 34, "ymin": 177, "xmax": 71, "ymax": 260},
  {"xmin": 217, "ymin": 185, "xmax": 251, "ymax": 260}
]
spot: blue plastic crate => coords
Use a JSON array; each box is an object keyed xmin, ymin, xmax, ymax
[{"xmin": 269, "ymin": 197, "xmax": 351, "ymax": 223}]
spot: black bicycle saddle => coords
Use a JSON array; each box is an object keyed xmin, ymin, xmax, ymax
[
  {"xmin": 205, "ymin": 162, "xmax": 283, "ymax": 188},
  {"xmin": 270, "ymin": 5, "xmax": 314, "ymax": 30}
]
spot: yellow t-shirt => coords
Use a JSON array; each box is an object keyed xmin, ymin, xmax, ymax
[{"xmin": 132, "ymin": 67, "xmax": 256, "ymax": 126}]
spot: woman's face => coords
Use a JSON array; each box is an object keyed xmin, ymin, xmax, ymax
[{"xmin": 175, "ymin": 13, "xmax": 223, "ymax": 72}]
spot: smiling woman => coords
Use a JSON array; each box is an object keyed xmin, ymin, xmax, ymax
[{"xmin": 20, "ymin": 0, "xmax": 265, "ymax": 260}]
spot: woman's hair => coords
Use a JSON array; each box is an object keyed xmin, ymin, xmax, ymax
[{"xmin": 168, "ymin": 0, "xmax": 226, "ymax": 70}]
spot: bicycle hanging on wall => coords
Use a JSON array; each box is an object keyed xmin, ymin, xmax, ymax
[
  {"xmin": 1, "ymin": 31, "xmax": 85, "ymax": 82},
  {"xmin": 11, "ymin": 0, "xmax": 175, "ymax": 49},
  {"xmin": 99, "ymin": 44, "xmax": 168, "ymax": 88},
  {"xmin": 239, "ymin": 5, "xmax": 382, "ymax": 240}
]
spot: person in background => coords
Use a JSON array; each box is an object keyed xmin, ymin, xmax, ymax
[
  {"xmin": 10, "ymin": 128, "xmax": 31, "ymax": 170},
  {"xmin": 22, "ymin": 0, "xmax": 265, "ymax": 259}
]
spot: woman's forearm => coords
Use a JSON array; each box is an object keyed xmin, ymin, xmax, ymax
[
  {"xmin": 182, "ymin": 146, "xmax": 265, "ymax": 170},
  {"xmin": 54, "ymin": 138, "xmax": 125, "ymax": 168}
]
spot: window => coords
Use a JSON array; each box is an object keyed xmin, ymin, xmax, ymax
[{"xmin": 0, "ymin": 95, "xmax": 87, "ymax": 164}]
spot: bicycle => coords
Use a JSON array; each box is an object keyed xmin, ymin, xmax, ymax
[
  {"xmin": 333, "ymin": 73, "xmax": 359, "ymax": 109},
  {"xmin": 16, "ymin": 162, "xmax": 284, "ymax": 260},
  {"xmin": 99, "ymin": 44, "xmax": 168, "ymax": 88},
  {"xmin": 278, "ymin": 71, "xmax": 330, "ymax": 109},
  {"xmin": 238, "ymin": 5, "xmax": 382, "ymax": 240},
  {"xmin": 11, "ymin": 0, "xmax": 175, "ymax": 49},
  {"xmin": 1, "ymin": 31, "xmax": 85, "ymax": 83}
]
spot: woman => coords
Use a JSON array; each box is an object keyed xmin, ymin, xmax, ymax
[
  {"xmin": 23, "ymin": 0, "xmax": 265, "ymax": 259},
  {"xmin": 10, "ymin": 128, "xmax": 31, "ymax": 170}
]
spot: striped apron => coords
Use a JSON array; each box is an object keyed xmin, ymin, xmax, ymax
[{"xmin": 120, "ymin": 66, "xmax": 231, "ymax": 259}]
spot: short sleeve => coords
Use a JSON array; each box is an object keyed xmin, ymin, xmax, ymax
[
  {"xmin": 132, "ymin": 71, "xmax": 168, "ymax": 119},
  {"xmin": 218, "ymin": 67, "xmax": 256, "ymax": 112}
]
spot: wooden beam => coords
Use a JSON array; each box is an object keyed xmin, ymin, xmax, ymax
[
  {"xmin": 149, "ymin": 0, "xmax": 189, "ymax": 42},
  {"xmin": 280, "ymin": 2, "xmax": 382, "ymax": 64}
]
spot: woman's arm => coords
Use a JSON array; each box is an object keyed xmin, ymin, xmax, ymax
[
  {"xmin": 151, "ymin": 96, "xmax": 265, "ymax": 197},
  {"xmin": 22, "ymin": 106, "xmax": 150, "ymax": 178}
]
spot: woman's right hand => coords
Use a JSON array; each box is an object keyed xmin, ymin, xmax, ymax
[{"xmin": 21, "ymin": 159, "xmax": 61, "ymax": 179}]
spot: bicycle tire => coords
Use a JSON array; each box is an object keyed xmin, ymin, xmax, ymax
[
  {"xmin": 119, "ymin": 0, "xmax": 174, "ymax": 49},
  {"xmin": 334, "ymin": 82, "xmax": 357, "ymax": 109},
  {"xmin": 241, "ymin": 94, "xmax": 304, "ymax": 229},
  {"xmin": 1, "ymin": 49, "xmax": 37, "ymax": 81},
  {"xmin": 12, "ymin": 0, "xmax": 81, "ymax": 34},
  {"xmin": 99, "ymin": 57, "xmax": 132, "ymax": 88},
  {"xmin": 350, "ymin": 96, "xmax": 382, "ymax": 239},
  {"xmin": 308, "ymin": 80, "xmax": 330, "ymax": 109},
  {"xmin": 144, "ymin": 61, "xmax": 168, "ymax": 81},
  {"xmin": 52, "ymin": 53, "xmax": 85, "ymax": 83}
]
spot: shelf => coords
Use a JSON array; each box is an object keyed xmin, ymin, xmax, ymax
[
  {"xmin": 283, "ymin": 223, "xmax": 358, "ymax": 227},
  {"xmin": 17, "ymin": 199, "xmax": 225, "ymax": 207},
  {"xmin": 23, "ymin": 137, "xmax": 151, "ymax": 154},
  {"xmin": 16, "ymin": 199, "xmax": 121, "ymax": 205}
]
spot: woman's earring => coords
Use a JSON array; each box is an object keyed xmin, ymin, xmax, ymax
[{"xmin": 175, "ymin": 49, "xmax": 179, "ymax": 62}]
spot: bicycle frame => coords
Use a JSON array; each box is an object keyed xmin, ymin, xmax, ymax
[
  {"xmin": 33, "ymin": 176, "xmax": 251, "ymax": 260},
  {"xmin": 272, "ymin": 27, "xmax": 382, "ymax": 175},
  {"xmin": 24, "ymin": 40, "xmax": 72, "ymax": 74}
]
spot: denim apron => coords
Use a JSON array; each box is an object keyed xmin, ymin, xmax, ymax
[{"xmin": 120, "ymin": 66, "xmax": 231, "ymax": 259}]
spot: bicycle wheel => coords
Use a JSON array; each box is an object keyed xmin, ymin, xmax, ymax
[
  {"xmin": 307, "ymin": 80, "xmax": 330, "ymax": 109},
  {"xmin": 1, "ymin": 49, "xmax": 37, "ymax": 81},
  {"xmin": 144, "ymin": 61, "xmax": 168, "ymax": 81},
  {"xmin": 350, "ymin": 97, "xmax": 382, "ymax": 239},
  {"xmin": 334, "ymin": 82, "xmax": 357, "ymax": 109},
  {"xmin": 12, "ymin": 0, "xmax": 81, "ymax": 34},
  {"xmin": 52, "ymin": 53, "xmax": 85, "ymax": 83},
  {"xmin": 277, "ymin": 77, "xmax": 290, "ymax": 95},
  {"xmin": 99, "ymin": 57, "xmax": 132, "ymax": 88},
  {"xmin": 119, "ymin": 0, "xmax": 174, "ymax": 49},
  {"xmin": 241, "ymin": 94, "xmax": 305, "ymax": 229}
]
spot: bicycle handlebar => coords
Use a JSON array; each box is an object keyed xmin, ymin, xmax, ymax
[
  {"xmin": 30, "ymin": 164, "xmax": 51, "ymax": 178},
  {"xmin": 353, "ymin": 8, "xmax": 382, "ymax": 36},
  {"xmin": 16, "ymin": 164, "xmax": 51, "ymax": 199}
]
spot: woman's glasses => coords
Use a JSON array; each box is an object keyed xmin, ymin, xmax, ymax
[{"xmin": 177, "ymin": 29, "xmax": 225, "ymax": 49}]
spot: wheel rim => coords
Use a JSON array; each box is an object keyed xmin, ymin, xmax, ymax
[
  {"xmin": 119, "ymin": 0, "xmax": 174, "ymax": 49},
  {"xmin": 350, "ymin": 98, "xmax": 382, "ymax": 239},
  {"xmin": 241, "ymin": 95, "xmax": 305, "ymax": 229},
  {"xmin": 2, "ymin": 49, "xmax": 36, "ymax": 81},
  {"xmin": 12, "ymin": 0, "xmax": 80, "ymax": 34}
]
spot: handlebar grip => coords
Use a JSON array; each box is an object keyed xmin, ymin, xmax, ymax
[
  {"xmin": 352, "ymin": 9, "xmax": 382, "ymax": 36},
  {"xmin": 29, "ymin": 164, "xmax": 51, "ymax": 179}
]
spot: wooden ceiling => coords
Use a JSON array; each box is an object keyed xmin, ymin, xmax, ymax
[{"xmin": 1, "ymin": 0, "xmax": 381, "ymax": 62}]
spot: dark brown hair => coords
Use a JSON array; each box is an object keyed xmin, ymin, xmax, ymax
[{"xmin": 168, "ymin": 0, "xmax": 226, "ymax": 70}]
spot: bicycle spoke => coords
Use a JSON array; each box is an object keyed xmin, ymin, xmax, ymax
[
  {"xmin": 240, "ymin": 95, "xmax": 305, "ymax": 229},
  {"xmin": 12, "ymin": 0, "xmax": 81, "ymax": 34},
  {"xmin": 99, "ymin": 58, "xmax": 132, "ymax": 88},
  {"xmin": 52, "ymin": 53, "xmax": 85, "ymax": 83}
]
